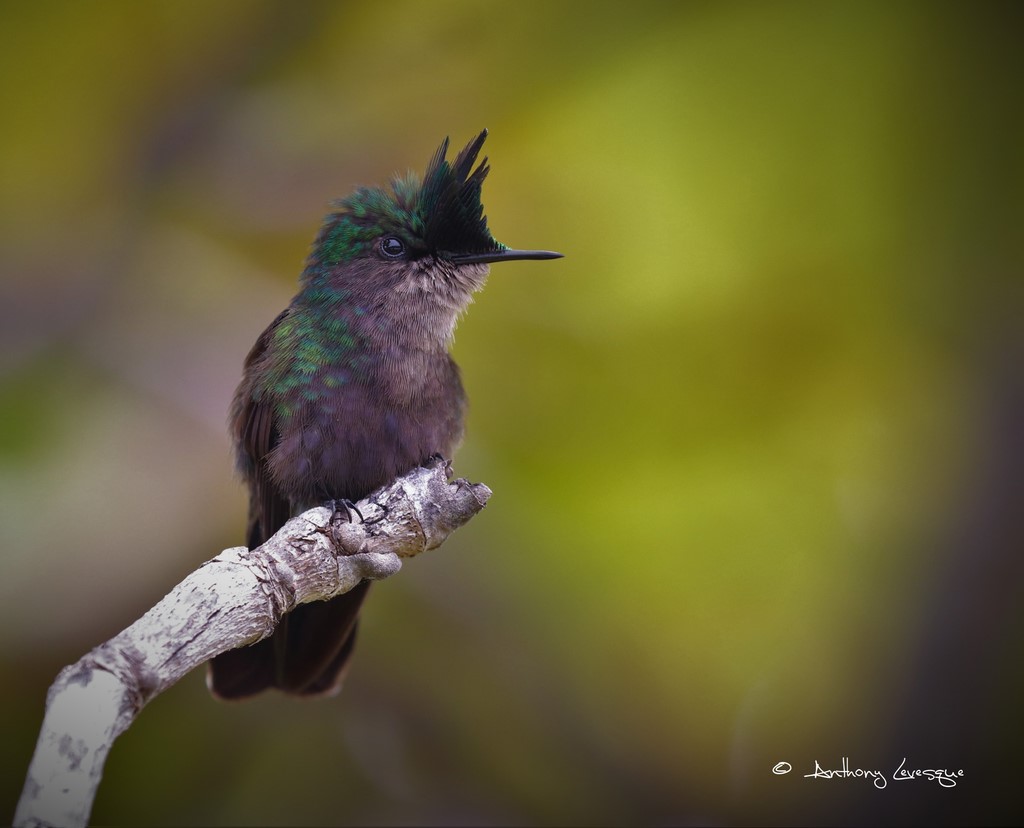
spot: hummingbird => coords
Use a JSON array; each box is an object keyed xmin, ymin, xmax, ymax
[{"xmin": 208, "ymin": 130, "xmax": 562, "ymax": 699}]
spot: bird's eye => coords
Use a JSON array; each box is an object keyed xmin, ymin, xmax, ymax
[{"xmin": 380, "ymin": 237, "xmax": 405, "ymax": 258}]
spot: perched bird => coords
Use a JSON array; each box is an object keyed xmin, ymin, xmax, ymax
[{"xmin": 208, "ymin": 130, "xmax": 561, "ymax": 699}]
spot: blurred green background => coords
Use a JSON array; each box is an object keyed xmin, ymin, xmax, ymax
[{"xmin": 2, "ymin": 1, "xmax": 1022, "ymax": 825}]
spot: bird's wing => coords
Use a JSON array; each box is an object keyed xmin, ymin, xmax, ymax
[
  {"xmin": 211, "ymin": 308, "xmax": 370, "ymax": 699},
  {"xmin": 231, "ymin": 309, "xmax": 292, "ymax": 549}
]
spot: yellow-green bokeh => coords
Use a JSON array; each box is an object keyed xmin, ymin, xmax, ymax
[{"xmin": 2, "ymin": 2, "xmax": 1021, "ymax": 825}]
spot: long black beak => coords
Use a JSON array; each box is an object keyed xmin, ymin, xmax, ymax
[{"xmin": 449, "ymin": 248, "xmax": 563, "ymax": 265}]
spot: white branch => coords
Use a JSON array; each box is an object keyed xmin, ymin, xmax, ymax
[{"xmin": 14, "ymin": 459, "xmax": 491, "ymax": 828}]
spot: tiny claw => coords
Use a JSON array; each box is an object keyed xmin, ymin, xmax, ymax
[
  {"xmin": 327, "ymin": 498, "xmax": 364, "ymax": 525},
  {"xmin": 425, "ymin": 453, "xmax": 452, "ymax": 475},
  {"xmin": 363, "ymin": 500, "xmax": 390, "ymax": 526}
]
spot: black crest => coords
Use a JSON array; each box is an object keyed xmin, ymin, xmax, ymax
[{"xmin": 418, "ymin": 129, "xmax": 504, "ymax": 257}]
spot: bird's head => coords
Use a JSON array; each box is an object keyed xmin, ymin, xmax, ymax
[{"xmin": 302, "ymin": 130, "xmax": 561, "ymax": 339}]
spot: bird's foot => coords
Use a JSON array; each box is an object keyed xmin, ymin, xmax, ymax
[
  {"xmin": 362, "ymin": 501, "xmax": 390, "ymax": 526},
  {"xmin": 425, "ymin": 453, "xmax": 452, "ymax": 474},
  {"xmin": 326, "ymin": 498, "xmax": 364, "ymax": 525}
]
